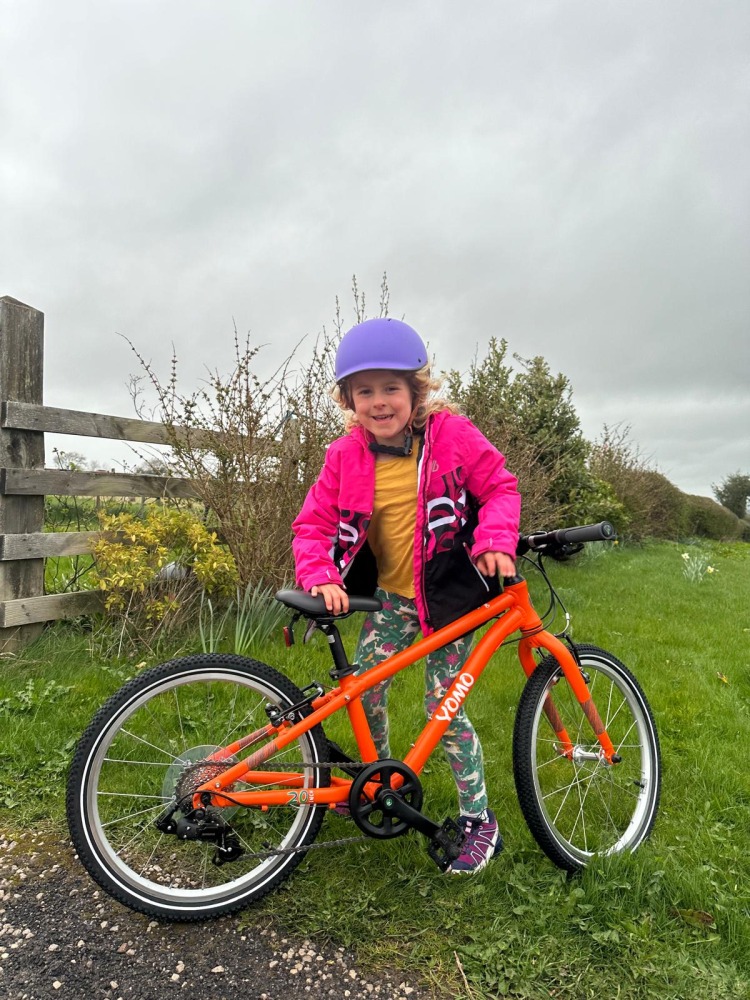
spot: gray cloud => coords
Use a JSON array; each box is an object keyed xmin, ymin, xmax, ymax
[{"xmin": 2, "ymin": 0, "xmax": 748, "ymax": 497}]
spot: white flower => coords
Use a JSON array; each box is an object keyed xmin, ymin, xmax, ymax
[{"xmin": 681, "ymin": 552, "xmax": 690, "ymax": 561}]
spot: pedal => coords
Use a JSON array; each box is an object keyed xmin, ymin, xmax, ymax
[{"xmin": 426, "ymin": 818, "xmax": 466, "ymax": 872}]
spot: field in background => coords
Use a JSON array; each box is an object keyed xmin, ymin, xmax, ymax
[{"xmin": 1, "ymin": 540, "xmax": 748, "ymax": 999}]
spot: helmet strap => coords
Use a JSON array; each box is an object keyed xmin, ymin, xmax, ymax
[{"xmin": 369, "ymin": 426, "xmax": 413, "ymax": 457}]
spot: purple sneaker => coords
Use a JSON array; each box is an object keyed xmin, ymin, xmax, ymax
[{"xmin": 448, "ymin": 809, "xmax": 503, "ymax": 874}]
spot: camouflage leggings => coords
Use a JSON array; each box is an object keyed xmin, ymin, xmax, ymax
[{"xmin": 354, "ymin": 589, "xmax": 487, "ymax": 817}]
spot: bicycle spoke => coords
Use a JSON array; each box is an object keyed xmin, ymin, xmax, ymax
[
  {"xmin": 101, "ymin": 800, "xmax": 167, "ymax": 828},
  {"xmin": 117, "ymin": 729, "xmax": 184, "ymax": 762}
]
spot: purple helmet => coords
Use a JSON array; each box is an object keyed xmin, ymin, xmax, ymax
[{"xmin": 334, "ymin": 318, "xmax": 428, "ymax": 381}]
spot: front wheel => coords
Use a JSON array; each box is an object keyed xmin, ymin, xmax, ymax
[
  {"xmin": 513, "ymin": 644, "xmax": 661, "ymax": 872},
  {"xmin": 66, "ymin": 654, "xmax": 330, "ymax": 920}
]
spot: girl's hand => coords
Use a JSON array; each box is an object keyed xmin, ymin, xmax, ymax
[
  {"xmin": 310, "ymin": 583, "xmax": 349, "ymax": 615},
  {"xmin": 475, "ymin": 551, "xmax": 516, "ymax": 580}
]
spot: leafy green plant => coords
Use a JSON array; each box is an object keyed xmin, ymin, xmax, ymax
[
  {"xmin": 681, "ymin": 549, "xmax": 717, "ymax": 583},
  {"xmin": 0, "ymin": 678, "xmax": 73, "ymax": 717},
  {"xmin": 445, "ymin": 338, "xmax": 625, "ymax": 529},
  {"xmin": 713, "ymin": 472, "xmax": 750, "ymax": 519},
  {"xmin": 93, "ymin": 506, "xmax": 238, "ymax": 653},
  {"xmin": 199, "ymin": 581, "xmax": 288, "ymax": 655}
]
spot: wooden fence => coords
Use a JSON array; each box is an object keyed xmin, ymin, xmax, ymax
[{"xmin": 0, "ymin": 295, "xmax": 290, "ymax": 653}]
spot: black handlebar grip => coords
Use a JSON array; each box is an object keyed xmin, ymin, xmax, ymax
[{"xmin": 551, "ymin": 521, "xmax": 616, "ymax": 545}]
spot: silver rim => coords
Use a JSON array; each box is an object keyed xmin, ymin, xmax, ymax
[
  {"xmin": 78, "ymin": 668, "xmax": 322, "ymax": 912},
  {"xmin": 530, "ymin": 654, "xmax": 658, "ymax": 864}
]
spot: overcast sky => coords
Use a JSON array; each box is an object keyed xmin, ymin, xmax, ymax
[{"xmin": 2, "ymin": 1, "xmax": 748, "ymax": 499}]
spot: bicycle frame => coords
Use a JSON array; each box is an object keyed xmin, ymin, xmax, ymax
[{"xmin": 191, "ymin": 577, "xmax": 619, "ymax": 812}]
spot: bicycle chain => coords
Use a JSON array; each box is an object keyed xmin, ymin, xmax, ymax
[
  {"xmin": 219, "ymin": 759, "xmax": 373, "ymax": 862},
  {"xmin": 240, "ymin": 832, "xmax": 369, "ymax": 862},
  {"xmin": 254, "ymin": 760, "xmax": 369, "ymax": 770}
]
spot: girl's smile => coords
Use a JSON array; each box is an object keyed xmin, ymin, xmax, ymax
[{"xmin": 349, "ymin": 370, "xmax": 413, "ymax": 448}]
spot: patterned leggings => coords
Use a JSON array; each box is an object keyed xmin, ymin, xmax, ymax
[{"xmin": 354, "ymin": 588, "xmax": 487, "ymax": 817}]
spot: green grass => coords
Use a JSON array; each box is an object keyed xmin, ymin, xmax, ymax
[{"xmin": 1, "ymin": 540, "xmax": 749, "ymax": 999}]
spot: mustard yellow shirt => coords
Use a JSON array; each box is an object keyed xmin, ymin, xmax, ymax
[{"xmin": 367, "ymin": 449, "xmax": 419, "ymax": 598}]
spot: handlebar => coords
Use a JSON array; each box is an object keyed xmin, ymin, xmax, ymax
[{"xmin": 517, "ymin": 521, "xmax": 616, "ymax": 556}]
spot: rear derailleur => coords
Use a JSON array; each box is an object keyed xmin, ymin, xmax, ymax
[{"xmin": 154, "ymin": 804, "xmax": 244, "ymax": 867}]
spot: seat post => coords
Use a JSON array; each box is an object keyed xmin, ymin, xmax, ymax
[{"xmin": 316, "ymin": 622, "xmax": 357, "ymax": 679}]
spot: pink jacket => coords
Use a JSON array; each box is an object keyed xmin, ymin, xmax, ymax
[{"xmin": 292, "ymin": 410, "xmax": 521, "ymax": 634}]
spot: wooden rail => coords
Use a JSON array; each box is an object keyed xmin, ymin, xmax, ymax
[{"xmin": 0, "ymin": 295, "xmax": 262, "ymax": 652}]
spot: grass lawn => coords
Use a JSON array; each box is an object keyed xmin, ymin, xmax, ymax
[{"xmin": 1, "ymin": 539, "xmax": 748, "ymax": 999}]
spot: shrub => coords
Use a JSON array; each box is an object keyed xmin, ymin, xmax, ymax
[
  {"xmin": 445, "ymin": 339, "xmax": 621, "ymax": 529},
  {"xmin": 93, "ymin": 507, "xmax": 238, "ymax": 653},
  {"xmin": 590, "ymin": 425, "xmax": 689, "ymax": 540},
  {"xmin": 125, "ymin": 278, "xmax": 401, "ymax": 589},
  {"xmin": 565, "ymin": 475, "xmax": 630, "ymax": 534},
  {"xmin": 683, "ymin": 494, "xmax": 743, "ymax": 541}
]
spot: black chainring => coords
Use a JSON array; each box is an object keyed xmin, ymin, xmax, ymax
[{"xmin": 348, "ymin": 760, "xmax": 423, "ymax": 839}]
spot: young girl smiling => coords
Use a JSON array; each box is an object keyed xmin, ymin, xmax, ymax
[{"xmin": 292, "ymin": 317, "xmax": 521, "ymax": 872}]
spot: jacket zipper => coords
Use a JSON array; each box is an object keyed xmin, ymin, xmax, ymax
[
  {"xmin": 464, "ymin": 542, "xmax": 490, "ymax": 590},
  {"xmin": 417, "ymin": 427, "xmax": 431, "ymax": 628}
]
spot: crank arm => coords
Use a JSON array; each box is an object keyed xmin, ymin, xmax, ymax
[{"xmin": 375, "ymin": 788, "xmax": 441, "ymax": 839}]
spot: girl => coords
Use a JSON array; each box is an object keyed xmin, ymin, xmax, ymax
[{"xmin": 292, "ymin": 317, "xmax": 521, "ymax": 873}]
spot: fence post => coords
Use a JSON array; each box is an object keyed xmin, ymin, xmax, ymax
[{"xmin": 0, "ymin": 297, "xmax": 46, "ymax": 652}]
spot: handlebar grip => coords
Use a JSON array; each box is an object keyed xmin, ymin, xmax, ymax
[
  {"xmin": 519, "ymin": 521, "xmax": 617, "ymax": 554},
  {"xmin": 551, "ymin": 521, "xmax": 616, "ymax": 545}
]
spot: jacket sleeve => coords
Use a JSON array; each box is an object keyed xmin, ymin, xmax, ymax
[
  {"xmin": 291, "ymin": 444, "xmax": 346, "ymax": 591},
  {"xmin": 460, "ymin": 419, "xmax": 521, "ymax": 559}
]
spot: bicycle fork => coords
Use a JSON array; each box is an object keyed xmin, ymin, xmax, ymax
[{"xmin": 518, "ymin": 632, "xmax": 620, "ymax": 765}]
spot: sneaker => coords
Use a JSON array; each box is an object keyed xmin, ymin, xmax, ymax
[{"xmin": 448, "ymin": 809, "xmax": 503, "ymax": 874}]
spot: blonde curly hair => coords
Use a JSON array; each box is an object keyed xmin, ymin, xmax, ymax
[{"xmin": 332, "ymin": 365, "xmax": 459, "ymax": 432}]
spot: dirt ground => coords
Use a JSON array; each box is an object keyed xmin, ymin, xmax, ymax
[{"xmin": 0, "ymin": 830, "xmax": 434, "ymax": 1000}]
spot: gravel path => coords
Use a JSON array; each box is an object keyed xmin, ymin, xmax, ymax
[{"xmin": 0, "ymin": 830, "xmax": 435, "ymax": 1000}]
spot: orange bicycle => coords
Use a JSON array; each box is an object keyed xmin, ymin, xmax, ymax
[{"xmin": 66, "ymin": 521, "xmax": 661, "ymax": 920}]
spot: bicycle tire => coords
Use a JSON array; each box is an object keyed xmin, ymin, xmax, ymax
[
  {"xmin": 513, "ymin": 644, "xmax": 661, "ymax": 872},
  {"xmin": 66, "ymin": 654, "xmax": 330, "ymax": 920}
]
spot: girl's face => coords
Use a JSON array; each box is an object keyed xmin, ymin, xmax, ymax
[{"xmin": 348, "ymin": 370, "xmax": 413, "ymax": 448}]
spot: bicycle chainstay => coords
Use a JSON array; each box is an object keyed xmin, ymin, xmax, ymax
[{"xmin": 205, "ymin": 759, "xmax": 373, "ymax": 861}]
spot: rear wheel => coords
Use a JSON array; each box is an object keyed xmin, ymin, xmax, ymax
[
  {"xmin": 513, "ymin": 644, "xmax": 660, "ymax": 872},
  {"xmin": 66, "ymin": 654, "xmax": 329, "ymax": 920}
]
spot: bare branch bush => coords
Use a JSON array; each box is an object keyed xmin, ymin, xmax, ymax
[{"xmin": 126, "ymin": 326, "xmax": 342, "ymax": 589}]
